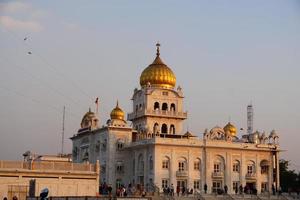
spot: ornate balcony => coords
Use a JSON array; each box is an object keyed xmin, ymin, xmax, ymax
[
  {"xmin": 128, "ymin": 109, "xmax": 187, "ymax": 120},
  {"xmin": 176, "ymin": 170, "xmax": 188, "ymax": 177},
  {"xmin": 245, "ymin": 173, "xmax": 257, "ymax": 179},
  {"xmin": 212, "ymin": 171, "xmax": 224, "ymax": 178}
]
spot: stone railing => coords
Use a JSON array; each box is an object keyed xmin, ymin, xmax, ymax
[
  {"xmin": 128, "ymin": 109, "xmax": 187, "ymax": 120},
  {"xmin": 245, "ymin": 173, "xmax": 257, "ymax": 179},
  {"xmin": 0, "ymin": 160, "xmax": 98, "ymax": 172},
  {"xmin": 176, "ymin": 170, "xmax": 188, "ymax": 177},
  {"xmin": 212, "ymin": 171, "xmax": 224, "ymax": 178}
]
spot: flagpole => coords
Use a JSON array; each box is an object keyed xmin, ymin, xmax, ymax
[
  {"xmin": 95, "ymin": 97, "xmax": 99, "ymax": 115},
  {"xmin": 61, "ymin": 106, "xmax": 65, "ymax": 155}
]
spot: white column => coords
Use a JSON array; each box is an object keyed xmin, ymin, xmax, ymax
[
  {"xmin": 256, "ymin": 154, "xmax": 261, "ymax": 194},
  {"xmin": 225, "ymin": 152, "xmax": 231, "ymax": 194},
  {"xmin": 240, "ymin": 152, "xmax": 246, "ymax": 189},
  {"xmin": 188, "ymin": 149, "xmax": 192, "ymax": 190},
  {"xmin": 170, "ymin": 149, "xmax": 176, "ymax": 186},
  {"xmin": 268, "ymin": 152, "xmax": 273, "ymax": 193},
  {"xmin": 206, "ymin": 151, "xmax": 212, "ymax": 193}
]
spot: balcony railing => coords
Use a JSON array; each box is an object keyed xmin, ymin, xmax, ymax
[
  {"xmin": 245, "ymin": 173, "xmax": 257, "ymax": 179},
  {"xmin": 0, "ymin": 160, "xmax": 97, "ymax": 172},
  {"xmin": 128, "ymin": 109, "xmax": 187, "ymax": 120},
  {"xmin": 212, "ymin": 171, "xmax": 224, "ymax": 178},
  {"xmin": 176, "ymin": 170, "xmax": 188, "ymax": 177}
]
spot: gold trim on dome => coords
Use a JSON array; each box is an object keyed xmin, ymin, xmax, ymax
[
  {"xmin": 140, "ymin": 43, "xmax": 176, "ymax": 89},
  {"xmin": 110, "ymin": 101, "xmax": 125, "ymax": 120},
  {"xmin": 223, "ymin": 122, "xmax": 237, "ymax": 137}
]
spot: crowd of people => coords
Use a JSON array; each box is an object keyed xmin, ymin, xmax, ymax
[
  {"xmin": 99, "ymin": 183, "xmax": 149, "ymax": 197},
  {"xmin": 162, "ymin": 184, "xmax": 194, "ymax": 196}
]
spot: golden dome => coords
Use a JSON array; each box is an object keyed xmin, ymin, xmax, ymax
[
  {"xmin": 110, "ymin": 101, "xmax": 125, "ymax": 120},
  {"xmin": 223, "ymin": 122, "xmax": 237, "ymax": 137},
  {"xmin": 140, "ymin": 43, "xmax": 176, "ymax": 89}
]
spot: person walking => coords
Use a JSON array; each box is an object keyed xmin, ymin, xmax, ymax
[
  {"xmin": 204, "ymin": 183, "xmax": 208, "ymax": 194},
  {"xmin": 239, "ymin": 184, "xmax": 243, "ymax": 195},
  {"xmin": 170, "ymin": 184, "xmax": 174, "ymax": 196},
  {"xmin": 224, "ymin": 185, "xmax": 228, "ymax": 194},
  {"xmin": 176, "ymin": 185, "xmax": 180, "ymax": 196}
]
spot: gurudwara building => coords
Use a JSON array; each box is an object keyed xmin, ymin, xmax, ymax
[{"xmin": 71, "ymin": 44, "xmax": 280, "ymax": 195}]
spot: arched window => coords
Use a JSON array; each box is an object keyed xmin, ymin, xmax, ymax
[
  {"xmin": 170, "ymin": 103, "xmax": 176, "ymax": 111},
  {"xmin": 133, "ymin": 159, "xmax": 135, "ymax": 174},
  {"xmin": 139, "ymin": 104, "xmax": 142, "ymax": 110},
  {"xmin": 233, "ymin": 160, "xmax": 240, "ymax": 173},
  {"xmin": 138, "ymin": 154, "xmax": 144, "ymax": 173},
  {"xmin": 247, "ymin": 160, "xmax": 256, "ymax": 174},
  {"xmin": 153, "ymin": 123, "xmax": 159, "ymax": 134},
  {"xmin": 161, "ymin": 124, "xmax": 168, "ymax": 134},
  {"xmin": 135, "ymin": 105, "xmax": 138, "ymax": 112},
  {"xmin": 154, "ymin": 102, "xmax": 160, "ymax": 110},
  {"xmin": 213, "ymin": 155, "xmax": 225, "ymax": 173},
  {"xmin": 149, "ymin": 156, "xmax": 153, "ymax": 170},
  {"xmin": 260, "ymin": 160, "xmax": 269, "ymax": 175},
  {"xmin": 162, "ymin": 103, "xmax": 168, "ymax": 111},
  {"xmin": 194, "ymin": 158, "xmax": 201, "ymax": 171},
  {"xmin": 162, "ymin": 156, "xmax": 170, "ymax": 169},
  {"xmin": 170, "ymin": 124, "xmax": 175, "ymax": 134},
  {"xmin": 178, "ymin": 157, "xmax": 187, "ymax": 171}
]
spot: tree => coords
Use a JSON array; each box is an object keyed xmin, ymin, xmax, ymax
[{"xmin": 279, "ymin": 159, "xmax": 300, "ymax": 193}]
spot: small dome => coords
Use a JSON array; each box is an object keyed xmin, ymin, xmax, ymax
[
  {"xmin": 223, "ymin": 122, "xmax": 237, "ymax": 137},
  {"xmin": 110, "ymin": 101, "xmax": 125, "ymax": 120},
  {"xmin": 140, "ymin": 43, "xmax": 176, "ymax": 89},
  {"xmin": 254, "ymin": 130, "xmax": 260, "ymax": 136},
  {"xmin": 81, "ymin": 108, "xmax": 97, "ymax": 128},
  {"xmin": 269, "ymin": 130, "xmax": 278, "ymax": 138}
]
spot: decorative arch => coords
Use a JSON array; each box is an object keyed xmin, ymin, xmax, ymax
[
  {"xmin": 246, "ymin": 160, "xmax": 256, "ymax": 174},
  {"xmin": 209, "ymin": 127, "xmax": 226, "ymax": 140},
  {"xmin": 161, "ymin": 124, "xmax": 168, "ymax": 134},
  {"xmin": 170, "ymin": 103, "xmax": 176, "ymax": 111},
  {"xmin": 162, "ymin": 156, "xmax": 170, "ymax": 170},
  {"xmin": 194, "ymin": 158, "xmax": 201, "ymax": 171},
  {"xmin": 154, "ymin": 102, "xmax": 160, "ymax": 110},
  {"xmin": 153, "ymin": 123, "xmax": 159, "ymax": 134},
  {"xmin": 162, "ymin": 103, "xmax": 168, "ymax": 111},
  {"xmin": 137, "ymin": 154, "xmax": 144, "ymax": 173},
  {"xmin": 149, "ymin": 156, "xmax": 153, "ymax": 170},
  {"xmin": 260, "ymin": 159, "xmax": 269, "ymax": 175},
  {"xmin": 233, "ymin": 160, "xmax": 240, "ymax": 173},
  {"xmin": 213, "ymin": 155, "xmax": 225, "ymax": 173},
  {"xmin": 170, "ymin": 124, "xmax": 175, "ymax": 134},
  {"xmin": 178, "ymin": 157, "xmax": 187, "ymax": 171}
]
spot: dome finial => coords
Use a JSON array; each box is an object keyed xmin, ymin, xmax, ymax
[
  {"xmin": 116, "ymin": 100, "xmax": 119, "ymax": 107},
  {"xmin": 156, "ymin": 42, "xmax": 160, "ymax": 56}
]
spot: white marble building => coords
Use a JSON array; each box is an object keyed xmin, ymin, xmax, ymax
[{"xmin": 71, "ymin": 44, "xmax": 280, "ymax": 194}]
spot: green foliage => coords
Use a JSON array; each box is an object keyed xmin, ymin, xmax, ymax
[{"xmin": 280, "ymin": 159, "xmax": 300, "ymax": 192}]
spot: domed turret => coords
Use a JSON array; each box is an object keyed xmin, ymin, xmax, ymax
[
  {"xmin": 140, "ymin": 43, "xmax": 176, "ymax": 89},
  {"xmin": 223, "ymin": 122, "xmax": 237, "ymax": 137},
  {"xmin": 81, "ymin": 108, "xmax": 98, "ymax": 129},
  {"xmin": 110, "ymin": 101, "xmax": 125, "ymax": 120}
]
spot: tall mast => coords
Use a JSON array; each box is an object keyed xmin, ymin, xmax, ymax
[
  {"xmin": 247, "ymin": 103, "xmax": 253, "ymax": 134},
  {"xmin": 61, "ymin": 106, "xmax": 65, "ymax": 155}
]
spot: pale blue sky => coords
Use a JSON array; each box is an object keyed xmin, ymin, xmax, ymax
[{"xmin": 0, "ymin": 0, "xmax": 299, "ymax": 170}]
